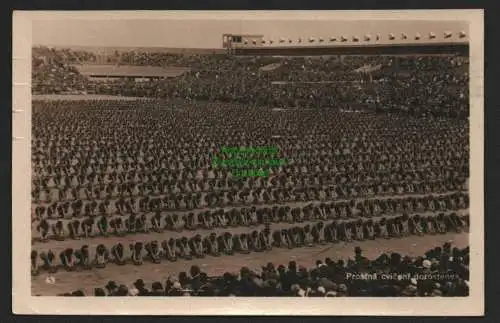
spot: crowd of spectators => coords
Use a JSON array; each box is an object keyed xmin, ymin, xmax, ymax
[
  {"xmin": 32, "ymin": 47, "xmax": 93, "ymax": 94},
  {"xmin": 49, "ymin": 243, "xmax": 470, "ymax": 297}
]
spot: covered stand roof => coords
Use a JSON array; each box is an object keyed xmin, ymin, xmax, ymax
[{"xmin": 73, "ymin": 65, "xmax": 190, "ymax": 78}]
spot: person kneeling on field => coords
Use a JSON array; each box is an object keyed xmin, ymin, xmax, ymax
[
  {"xmin": 238, "ymin": 208, "xmax": 249, "ymax": 226},
  {"xmin": 316, "ymin": 204, "xmax": 328, "ymax": 221},
  {"xmin": 59, "ymin": 248, "xmax": 76, "ymax": 271},
  {"xmin": 462, "ymin": 213, "xmax": 470, "ymax": 228},
  {"xmin": 145, "ymin": 240, "xmax": 162, "ymax": 264},
  {"xmin": 303, "ymin": 225, "xmax": 314, "ymax": 247},
  {"xmin": 201, "ymin": 212, "xmax": 215, "ymax": 229},
  {"xmin": 446, "ymin": 212, "xmax": 463, "ymax": 233},
  {"xmin": 292, "ymin": 208, "xmax": 304, "ymax": 223},
  {"xmin": 130, "ymin": 242, "xmax": 144, "ymax": 265},
  {"xmin": 249, "ymin": 207, "xmax": 259, "ymax": 226},
  {"xmin": 340, "ymin": 221, "xmax": 353, "ymax": 242},
  {"xmin": 95, "ymin": 243, "xmax": 110, "ymax": 268},
  {"xmin": 39, "ymin": 250, "xmax": 58, "ymax": 273},
  {"xmin": 311, "ymin": 221, "xmax": 326, "ymax": 244},
  {"xmin": 376, "ymin": 218, "xmax": 389, "ymax": 239},
  {"xmin": 190, "ymin": 235, "xmax": 205, "ymax": 258},
  {"xmin": 220, "ymin": 232, "xmax": 234, "ymax": 255},
  {"xmin": 354, "ymin": 219, "xmax": 365, "ymax": 241},
  {"xmin": 97, "ymin": 215, "xmax": 109, "ymax": 236},
  {"xmin": 422, "ymin": 215, "xmax": 437, "ymax": 235},
  {"xmin": 436, "ymin": 213, "xmax": 448, "ymax": 234},
  {"xmin": 67, "ymin": 219, "xmax": 82, "ymax": 240},
  {"xmin": 215, "ymin": 209, "xmax": 229, "ymax": 228},
  {"xmin": 36, "ymin": 219, "xmax": 50, "ymax": 242},
  {"xmin": 126, "ymin": 214, "xmax": 137, "ymax": 233},
  {"xmin": 204, "ymin": 233, "xmax": 220, "ymax": 257},
  {"xmin": 228, "ymin": 209, "xmax": 240, "ymax": 227},
  {"xmin": 400, "ymin": 214, "xmax": 410, "ymax": 237},
  {"xmin": 151, "ymin": 212, "xmax": 163, "ymax": 233},
  {"xmin": 235, "ymin": 233, "xmax": 251, "ymax": 254},
  {"xmin": 285, "ymin": 207, "xmax": 294, "ymax": 223},
  {"xmin": 161, "ymin": 238, "xmax": 178, "ymax": 262},
  {"xmin": 31, "ymin": 250, "xmax": 39, "ymax": 276},
  {"xmin": 388, "ymin": 218, "xmax": 401, "ymax": 238},
  {"xmin": 110, "ymin": 217, "xmax": 126, "ymax": 237},
  {"xmin": 75, "ymin": 245, "xmax": 91, "ymax": 269},
  {"xmin": 136, "ymin": 214, "xmax": 149, "ymax": 233},
  {"xmin": 250, "ymin": 230, "xmax": 264, "ymax": 252},
  {"xmin": 261, "ymin": 225, "xmax": 273, "ymax": 250},
  {"xmin": 409, "ymin": 214, "xmax": 424, "ymax": 236},
  {"xmin": 276, "ymin": 228, "xmax": 292, "ymax": 249},
  {"xmin": 81, "ymin": 218, "xmax": 95, "ymax": 238},
  {"xmin": 52, "ymin": 220, "xmax": 66, "ymax": 241},
  {"xmin": 364, "ymin": 219, "xmax": 375, "ymax": 240},
  {"xmin": 289, "ymin": 227, "xmax": 303, "ymax": 247},
  {"xmin": 185, "ymin": 212, "xmax": 198, "ymax": 230},
  {"xmin": 271, "ymin": 206, "xmax": 280, "ymax": 223},
  {"xmin": 177, "ymin": 237, "xmax": 193, "ymax": 260}
]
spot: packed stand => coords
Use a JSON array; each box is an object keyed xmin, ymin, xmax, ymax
[
  {"xmin": 32, "ymin": 47, "xmax": 94, "ymax": 94},
  {"xmin": 32, "ymin": 47, "xmax": 469, "ymax": 116}
]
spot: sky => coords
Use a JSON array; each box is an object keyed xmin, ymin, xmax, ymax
[{"xmin": 30, "ymin": 12, "xmax": 470, "ymax": 49}]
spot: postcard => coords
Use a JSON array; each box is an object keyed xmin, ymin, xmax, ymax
[{"xmin": 12, "ymin": 10, "xmax": 484, "ymax": 315}]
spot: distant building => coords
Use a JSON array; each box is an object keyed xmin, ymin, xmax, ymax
[{"xmin": 222, "ymin": 34, "xmax": 264, "ymax": 54}]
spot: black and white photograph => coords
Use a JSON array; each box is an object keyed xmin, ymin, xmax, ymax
[{"xmin": 12, "ymin": 10, "xmax": 484, "ymax": 315}]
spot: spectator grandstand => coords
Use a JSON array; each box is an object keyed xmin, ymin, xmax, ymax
[{"xmin": 32, "ymin": 46, "xmax": 469, "ymax": 118}]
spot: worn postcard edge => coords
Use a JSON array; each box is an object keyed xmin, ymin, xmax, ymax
[{"xmin": 12, "ymin": 10, "xmax": 484, "ymax": 316}]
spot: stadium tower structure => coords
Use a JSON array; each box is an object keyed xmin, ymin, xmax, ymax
[{"xmin": 222, "ymin": 34, "xmax": 265, "ymax": 55}]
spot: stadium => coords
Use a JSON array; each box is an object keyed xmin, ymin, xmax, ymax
[{"xmin": 30, "ymin": 24, "xmax": 470, "ymax": 298}]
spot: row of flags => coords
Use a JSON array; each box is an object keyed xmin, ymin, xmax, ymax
[{"xmin": 241, "ymin": 31, "xmax": 467, "ymax": 45}]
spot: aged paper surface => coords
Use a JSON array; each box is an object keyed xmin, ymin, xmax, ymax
[{"xmin": 13, "ymin": 10, "xmax": 483, "ymax": 315}]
